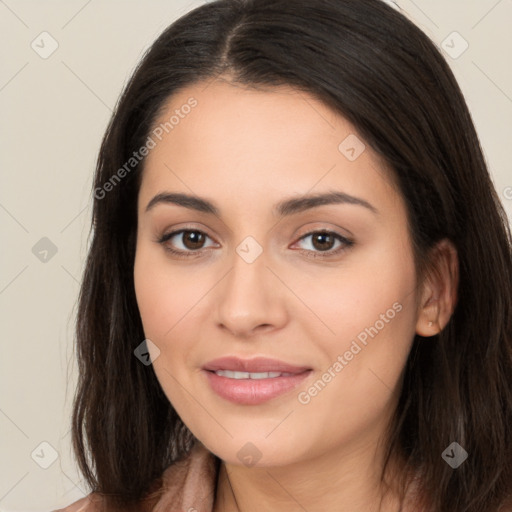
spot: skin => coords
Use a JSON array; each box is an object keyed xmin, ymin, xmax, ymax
[{"xmin": 133, "ymin": 79, "xmax": 458, "ymax": 512}]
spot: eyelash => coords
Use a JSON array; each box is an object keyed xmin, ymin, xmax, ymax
[{"xmin": 156, "ymin": 228, "xmax": 354, "ymax": 260}]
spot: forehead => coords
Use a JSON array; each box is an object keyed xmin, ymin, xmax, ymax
[
  {"xmin": 148, "ymin": 80, "xmax": 358, "ymax": 165},
  {"xmin": 139, "ymin": 79, "xmax": 402, "ymax": 219}
]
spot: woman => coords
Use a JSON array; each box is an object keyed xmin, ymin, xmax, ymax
[{"xmin": 57, "ymin": 0, "xmax": 512, "ymax": 510}]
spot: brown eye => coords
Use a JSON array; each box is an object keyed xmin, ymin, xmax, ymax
[
  {"xmin": 294, "ymin": 230, "xmax": 354, "ymax": 259},
  {"xmin": 180, "ymin": 230, "xmax": 206, "ymax": 250},
  {"xmin": 158, "ymin": 229, "xmax": 216, "ymax": 256},
  {"xmin": 311, "ymin": 232, "xmax": 337, "ymax": 251}
]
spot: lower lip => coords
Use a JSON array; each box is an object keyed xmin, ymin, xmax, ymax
[{"xmin": 203, "ymin": 370, "xmax": 312, "ymax": 405}]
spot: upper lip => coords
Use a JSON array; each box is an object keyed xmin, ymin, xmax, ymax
[{"xmin": 203, "ymin": 356, "xmax": 311, "ymax": 374}]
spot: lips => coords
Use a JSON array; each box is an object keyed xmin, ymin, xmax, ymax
[
  {"xmin": 202, "ymin": 356, "xmax": 312, "ymax": 405},
  {"xmin": 202, "ymin": 356, "xmax": 311, "ymax": 374}
]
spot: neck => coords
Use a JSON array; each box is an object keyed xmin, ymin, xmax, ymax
[{"xmin": 213, "ymin": 434, "xmax": 409, "ymax": 512}]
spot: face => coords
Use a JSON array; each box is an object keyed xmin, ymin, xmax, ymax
[{"xmin": 134, "ymin": 79, "xmax": 420, "ymax": 468}]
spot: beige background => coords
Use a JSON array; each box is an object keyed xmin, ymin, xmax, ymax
[{"xmin": 0, "ymin": 1, "xmax": 511, "ymax": 510}]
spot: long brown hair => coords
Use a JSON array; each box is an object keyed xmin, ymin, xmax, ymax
[{"xmin": 71, "ymin": 0, "xmax": 512, "ymax": 510}]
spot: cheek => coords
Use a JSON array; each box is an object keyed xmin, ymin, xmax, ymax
[
  {"xmin": 134, "ymin": 244, "xmax": 205, "ymax": 342},
  {"xmin": 133, "ymin": 247, "xmax": 201, "ymax": 412},
  {"xmin": 292, "ymin": 239, "xmax": 418, "ymax": 412},
  {"xmin": 296, "ymin": 237, "xmax": 417, "ymax": 352}
]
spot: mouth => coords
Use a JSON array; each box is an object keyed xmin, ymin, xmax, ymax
[
  {"xmin": 202, "ymin": 356, "xmax": 313, "ymax": 405},
  {"xmin": 212, "ymin": 370, "xmax": 297, "ymax": 379}
]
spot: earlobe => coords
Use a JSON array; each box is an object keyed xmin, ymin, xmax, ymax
[
  {"xmin": 416, "ymin": 294, "xmax": 441, "ymax": 337},
  {"xmin": 415, "ymin": 239, "xmax": 459, "ymax": 337}
]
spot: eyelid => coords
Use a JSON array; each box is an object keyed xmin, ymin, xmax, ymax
[
  {"xmin": 293, "ymin": 222, "xmax": 353, "ymax": 239},
  {"xmin": 293, "ymin": 221, "xmax": 354, "ymax": 240}
]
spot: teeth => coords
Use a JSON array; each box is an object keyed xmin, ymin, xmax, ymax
[{"xmin": 214, "ymin": 370, "xmax": 294, "ymax": 379}]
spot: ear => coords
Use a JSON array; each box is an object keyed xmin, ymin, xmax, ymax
[{"xmin": 415, "ymin": 238, "xmax": 459, "ymax": 337}]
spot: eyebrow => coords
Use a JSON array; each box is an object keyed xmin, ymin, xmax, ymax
[{"xmin": 145, "ymin": 190, "xmax": 378, "ymax": 217}]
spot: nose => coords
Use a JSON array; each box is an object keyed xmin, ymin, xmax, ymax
[{"xmin": 214, "ymin": 247, "xmax": 289, "ymax": 339}]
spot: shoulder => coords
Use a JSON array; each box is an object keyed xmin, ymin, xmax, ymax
[
  {"xmin": 53, "ymin": 493, "xmax": 103, "ymax": 512},
  {"xmin": 53, "ymin": 443, "xmax": 219, "ymax": 512}
]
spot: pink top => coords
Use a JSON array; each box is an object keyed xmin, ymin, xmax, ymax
[
  {"xmin": 55, "ymin": 442, "xmax": 219, "ymax": 512},
  {"xmin": 151, "ymin": 441, "xmax": 219, "ymax": 512}
]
